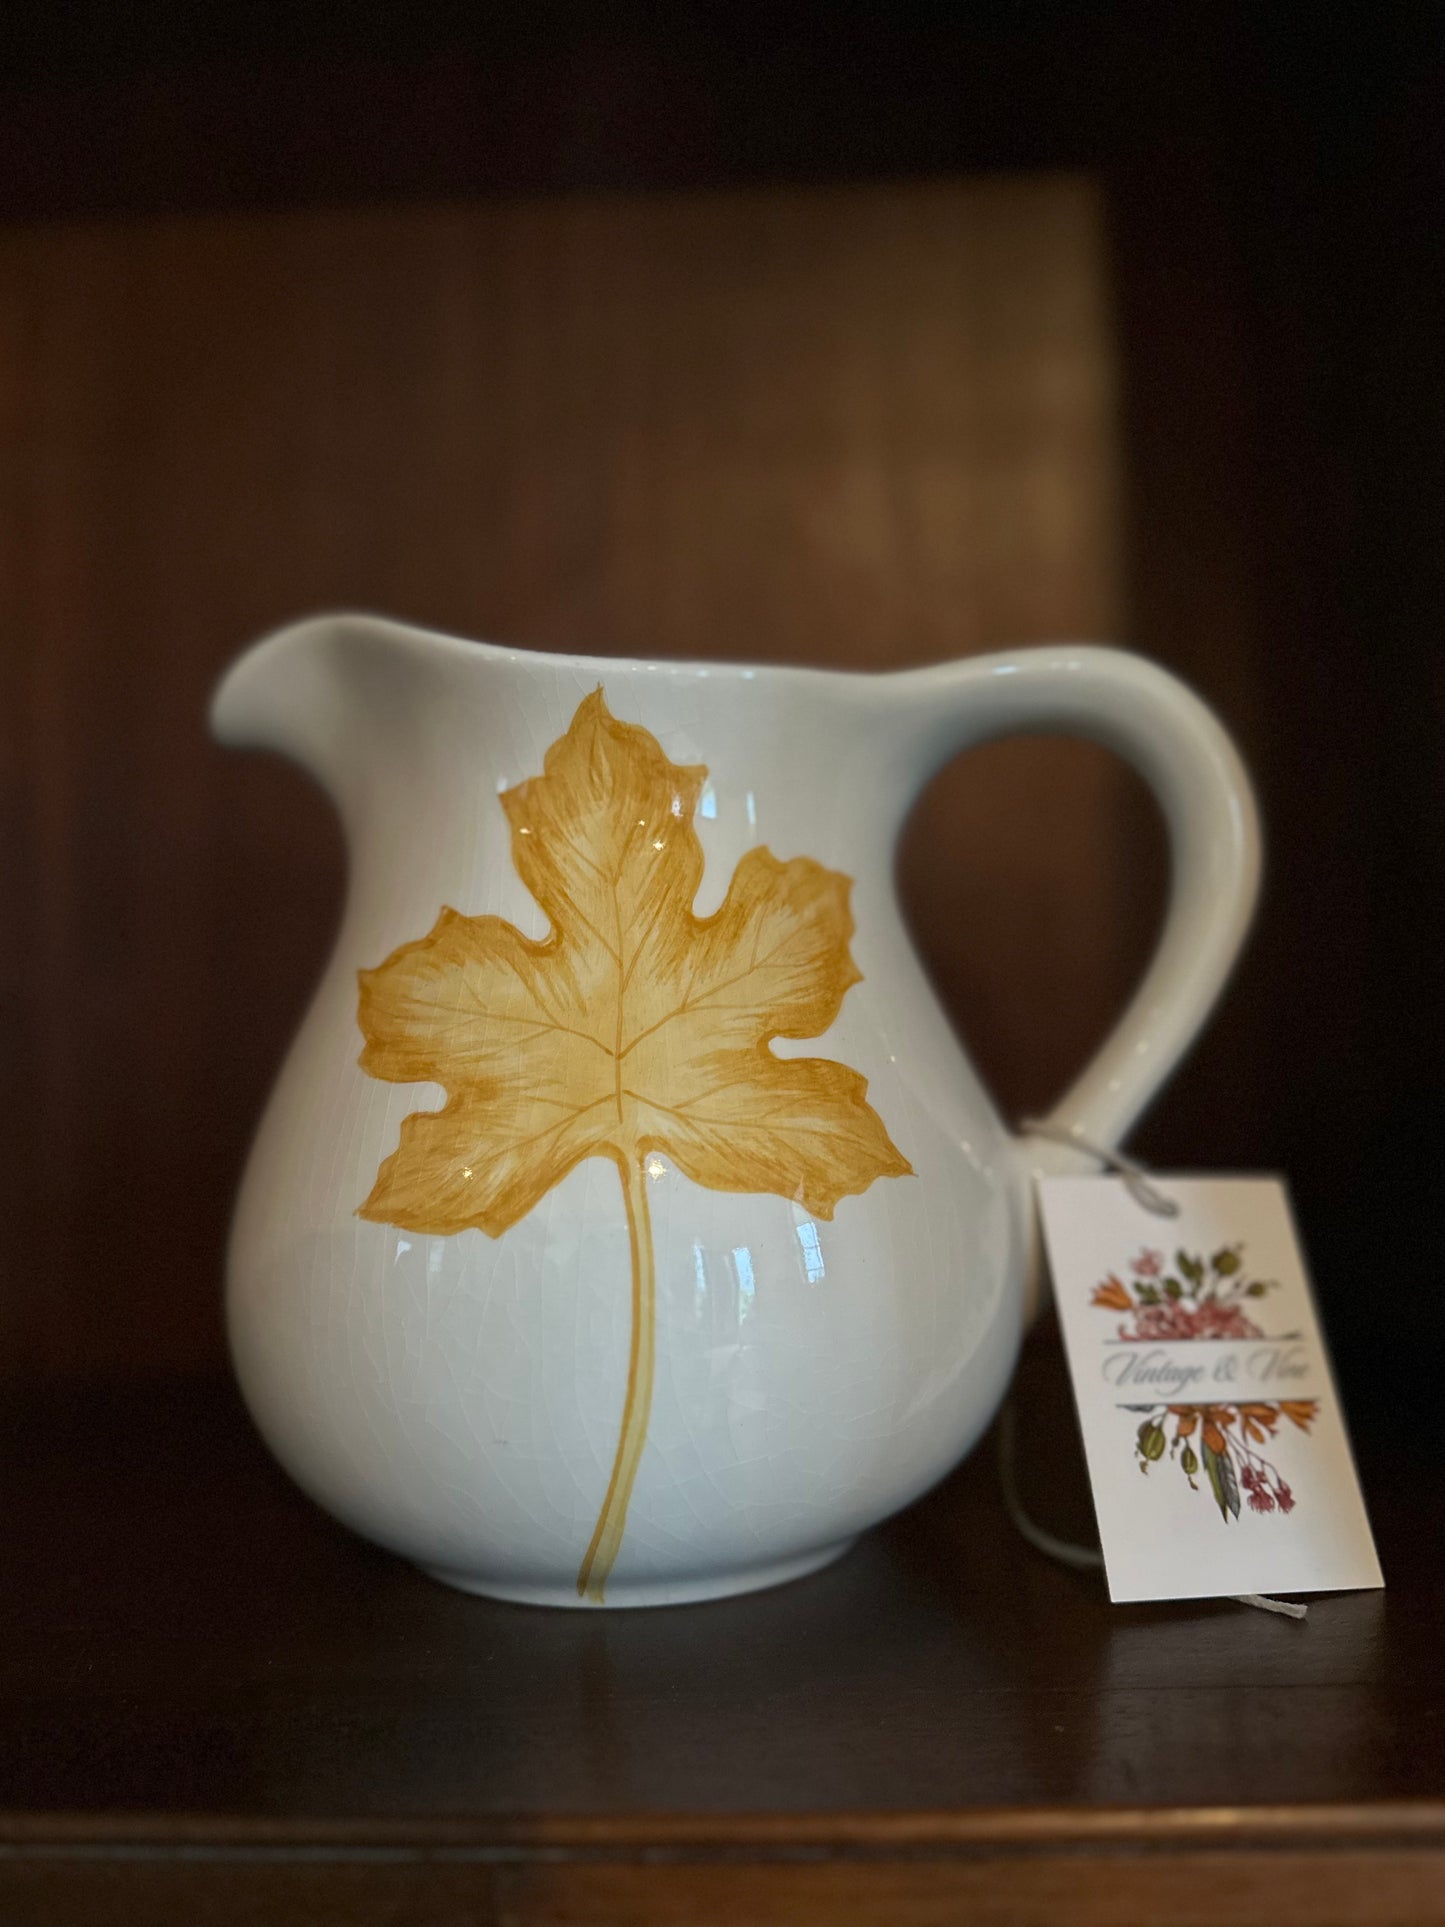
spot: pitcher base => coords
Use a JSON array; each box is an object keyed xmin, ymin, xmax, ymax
[{"xmin": 421, "ymin": 1539, "xmax": 856, "ymax": 1610}]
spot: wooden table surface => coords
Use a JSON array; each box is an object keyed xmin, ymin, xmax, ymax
[{"xmin": 4, "ymin": 1356, "xmax": 1441, "ymax": 1924}]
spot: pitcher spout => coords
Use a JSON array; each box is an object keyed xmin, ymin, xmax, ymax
[
  {"xmin": 212, "ymin": 610, "xmax": 470, "ymax": 810},
  {"xmin": 210, "ymin": 613, "xmax": 352, "ymax": 776}
]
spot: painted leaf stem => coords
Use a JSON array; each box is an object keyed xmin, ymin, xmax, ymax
[
  {"xmin": 355, "ymin": 690, "xmax": 911, "ymax": 1599},
  {"xmin": 575, "ymin": 1149, "xmax": 656, "ymax": 1602}
]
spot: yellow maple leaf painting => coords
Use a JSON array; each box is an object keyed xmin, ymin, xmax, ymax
[{"xmin": 356, "ymin": 689, "xmax": 912, "ymax": 1598}]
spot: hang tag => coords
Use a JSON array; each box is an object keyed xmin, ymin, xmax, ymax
[{"xmin": 1038, "ymin": 1176, "xmax": 1384, "ymax": 1605}]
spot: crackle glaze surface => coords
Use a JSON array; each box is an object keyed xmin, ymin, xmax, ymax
[{"xmin": 212, "ymin": 618, "xmax": 1259, "ymax": 1607}]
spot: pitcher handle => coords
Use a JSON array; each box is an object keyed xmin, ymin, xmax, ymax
[{"xmin": 886, "ymin": 645, "xmax": 1261, "ymax": 1159}]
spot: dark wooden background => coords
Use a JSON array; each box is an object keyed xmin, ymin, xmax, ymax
[{"xmin": 2, "ymin": 5, "xmax": 1441, "ymax": 1462}]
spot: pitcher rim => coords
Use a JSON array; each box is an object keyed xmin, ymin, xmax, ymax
[{"xmin": 247, "ymin": 609, "xmax": 1110, "ymax": 692}]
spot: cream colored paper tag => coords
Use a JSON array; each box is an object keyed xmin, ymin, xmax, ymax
[{"xmin": 1038, "ymin": 1176, "xmax": 1384, "ymax": 1604}]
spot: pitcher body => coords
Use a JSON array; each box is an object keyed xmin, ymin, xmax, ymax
[{"xmin": 213, "ymin": 617, "xmax": 1258, "ymax": 1607}]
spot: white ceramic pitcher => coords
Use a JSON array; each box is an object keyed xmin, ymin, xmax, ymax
[{"xmin": 212, "ymin": 617, "xmax": 1259, "ymax": 1608}]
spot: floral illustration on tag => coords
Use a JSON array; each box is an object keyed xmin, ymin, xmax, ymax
[
  {"xmin": 1092, "ymin": 1245, "xmax": 1318, "ymax": 1523},
  {"xmin": 355, "ymin": 689, "xmax": 912, "ymax": 1599}
]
